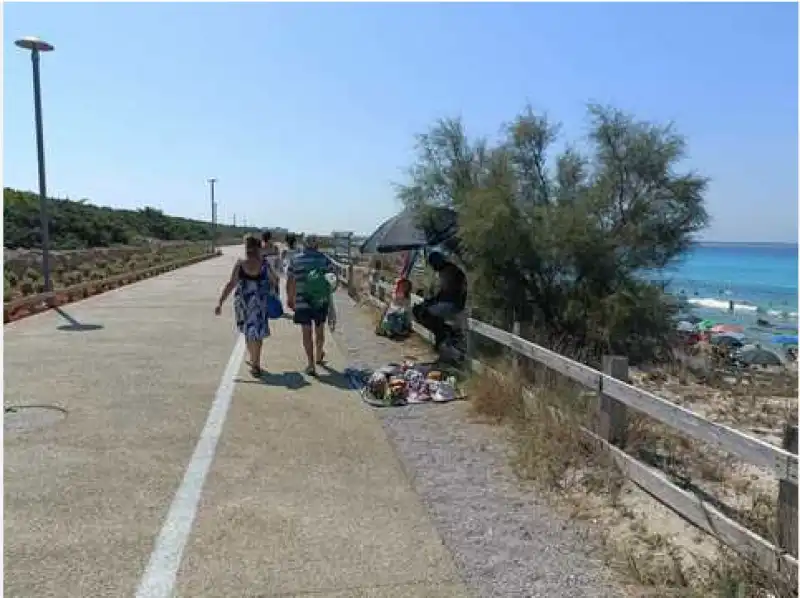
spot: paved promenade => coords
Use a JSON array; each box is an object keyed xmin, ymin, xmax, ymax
[{"xmin": 4, "ymin": 248, "xmax": 467, "ymax": 597}]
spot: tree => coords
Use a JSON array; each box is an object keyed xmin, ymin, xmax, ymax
[{"xmin": 396, "ymin": 104, "xmax": 709, "ymax": 365}]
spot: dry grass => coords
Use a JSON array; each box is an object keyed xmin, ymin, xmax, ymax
[
  {"xmin": 466, "ymin": 365, "xmax": 527, "ymax": 424},
  {"xmin": 467, "ymin": 359, "xmax": 797, "ymax": 598},
  {"xmin": 632, "ymin": 364, "xmax": 797, "ymax": 445},
  {"xmin": 350, "ymin": 274, "xmax": 797, "ymax": 595}
]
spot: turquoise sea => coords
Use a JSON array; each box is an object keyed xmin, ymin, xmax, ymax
[{"xmin": 663, "ymin": 242, "xmax": 798, "ymax": 349}]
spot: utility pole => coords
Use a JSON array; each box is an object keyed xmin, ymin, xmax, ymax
[
  {"xmin": 208, "ymin": 177, "xmax": 217, "ymax": 252},
  {"xmin": 233, "ymin": 213, "xmax": 236, "ymax": 227}
]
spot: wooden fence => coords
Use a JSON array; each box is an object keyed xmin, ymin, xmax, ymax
[{"xmin": 327, "ymin": 256, "xmax": 799, "ymax": 581}]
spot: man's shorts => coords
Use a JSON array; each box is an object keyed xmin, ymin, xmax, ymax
[{"xmin": 293, "ymin": 302, "xmax": 329, "ymax": 327}]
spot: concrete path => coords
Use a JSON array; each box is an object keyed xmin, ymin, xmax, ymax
[{"xmin": 4, "ymin": 248, "xmax": 467, "ymax": 597}]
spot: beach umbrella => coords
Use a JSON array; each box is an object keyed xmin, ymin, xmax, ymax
[
  {"xmin": 710, "ymin": 333, "xmax": 745, "ymax": 348},
  {"xmin": 359, "ymin": 206, "xmax": 458, "ymax": 254},
  {"xmin": 737, "ymin": 346, "xmax": 783, "ymax": 366},
  {"xmin": 772, "ymin": 334, "xmax": 799, "ymax": 345},
  {"xmin": 697, "ymin": 320, "xmax": 715, "ymax": 331},
  {"xmin": 676, "ymin": 320, "xmax": 696, "ymax": 333},
  {"xmin": 711, "ymin": 324, "xmax": 744, "ymax": 334}
]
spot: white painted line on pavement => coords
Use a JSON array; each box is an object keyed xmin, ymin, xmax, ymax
[{"xmin": 135, "ymin": 334, "xmax": 246, "ymax": 598}]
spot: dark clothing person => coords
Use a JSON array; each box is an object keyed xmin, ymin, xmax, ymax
[
  {"xmin": 413, "ymin": 252, "xmax": 467, "ymax": 350},
  {"xmin": 434, "ymin": 262, "xmax": 467, "ymax": 310}
]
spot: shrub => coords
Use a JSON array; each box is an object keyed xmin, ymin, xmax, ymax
[
  {"xmin": 396, "ymin": 104, "xmax": 708, "ymax": 366},
  {"xmin": 24, "ymin": 267, "xmax": 41, "ymax": 283}
]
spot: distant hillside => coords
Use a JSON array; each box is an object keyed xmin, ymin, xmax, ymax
[{"xmin": 3, "ymin": 188, "xmax": 288, "ymax": 249}]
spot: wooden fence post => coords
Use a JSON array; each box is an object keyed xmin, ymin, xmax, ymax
[
  {"xmin": 598, "ymin": 356, "xmax": 629, "ymax": 448},
  {"xmin": 347, "ymin": 264, "xmax": 354, "ymax": 296},
  {"xmin": 778, "ymin": 423, "xmax": 798, "ymax": 559},
  {"xmin": 369, "ymin": 268, "xmax": 377, "ymax": 298},
  {"xmin": 377, "ymin": 277, "xmax": 386, "ymax": 302},
  {"xmin": 511, "ymin": 320, "xmax": 522, "ymax": 377}
]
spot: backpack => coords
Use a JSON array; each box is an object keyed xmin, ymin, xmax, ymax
[{"xmin": 305, "ymin": 267, "xmax": 332, "ymax": 309}]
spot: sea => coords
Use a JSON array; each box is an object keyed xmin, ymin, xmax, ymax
[
  {"xmin": 374, "ymin": 241, "xmax": 799, "ymax": 351},
  {"xmin": 661, "ymin": 242, "xmax": 798, "ymax": 351}
]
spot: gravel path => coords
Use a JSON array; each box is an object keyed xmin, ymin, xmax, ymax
[{"xmin": 330, "ymin": 290, "xmax": 627, "ymax": 598}]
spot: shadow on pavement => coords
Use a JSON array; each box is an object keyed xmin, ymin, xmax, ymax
[
  {"xmin": 236, "ymin": 371, "xmax": 311, "ymax": 390},
  {"xmin": 54, "ymin": 307, "xmax": 104, "ymax": 332},
  {"xmin": 315, "ymin": 364, "xmax": 356, "ymax": 391}
]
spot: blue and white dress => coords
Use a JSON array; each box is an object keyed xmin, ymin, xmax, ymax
[{"xmin": 233, "ymin": 261, "xmax": 273, "ymax": 341}]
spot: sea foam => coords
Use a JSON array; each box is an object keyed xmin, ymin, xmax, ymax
[{"xmin": 686, "ymin": 297, "xmax": 797, "ymax": 320}]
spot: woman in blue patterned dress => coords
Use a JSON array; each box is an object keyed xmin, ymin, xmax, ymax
[{"xmin": 215, "ymin": 235, "xmax": 279, "ymax": 377}]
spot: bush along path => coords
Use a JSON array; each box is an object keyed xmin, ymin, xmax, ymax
[
  {"xmin": 328, "ymin": 289, "xmax": 627, "ymax": 598},
  {"xmin": 3, "ymin": 249, "xmax": 220, "ymax": 324}
]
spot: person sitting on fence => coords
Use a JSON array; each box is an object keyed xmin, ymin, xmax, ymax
[
  {"xmin": 412, "ymin": 251, "xmax": 467, "ymax": 351},
  {"xmin": 376, "ymin": 278, "xmax": 413, "ymax": 338}
]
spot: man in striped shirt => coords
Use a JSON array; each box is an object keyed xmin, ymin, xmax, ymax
[{"xmin": 287, "ymin": 235, "xmax": 333, "ymax": 375}]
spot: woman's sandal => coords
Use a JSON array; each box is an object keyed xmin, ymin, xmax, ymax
[
  {"xmin": 250, "ymin": 365, "xmax": 262, "ymax": 378},
  {"xmin": 305, "ymin": 365, "xmax": 317, "ymax": 377},
  {"xmin": 315, "ymin": 351, "xmax": 326, "ymax": 366}
]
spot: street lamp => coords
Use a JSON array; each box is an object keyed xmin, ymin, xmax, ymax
[
  {"xmin": 208, "ymin": 178, "xmax": 217, "ymax": 252},
  {"xmin": 15, "ymin": 36, "xmax": 55, "ymax": 292}
]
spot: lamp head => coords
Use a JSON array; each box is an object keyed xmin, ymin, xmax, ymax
[{"xmin": 15, "ymin": 37, "xmax": 54, "ymax": 52}]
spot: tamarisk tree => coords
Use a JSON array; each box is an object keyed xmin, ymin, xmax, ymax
[{"xmin": 396, "ymin": 104, "xmax": 709, "ymax": 364}]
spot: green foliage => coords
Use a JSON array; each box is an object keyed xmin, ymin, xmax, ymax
[
  {"xmin": 3, "ymin": 188, "xmax": 257, "ymax": 249},
  {"xmin": 396, "ymin": 104, "xmax": 709, "ymax": 365}
]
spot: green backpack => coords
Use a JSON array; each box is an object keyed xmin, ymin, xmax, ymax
[{"xmin": 305, "ymin": 268, "xmax": 332, "ymax": 309}]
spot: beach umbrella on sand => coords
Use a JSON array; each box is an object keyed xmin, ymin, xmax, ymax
[
  {"xmin": 772, "ymin": 334, "xmax": 799, "ymax": 346},
  {"xmin": 710, "ymin": 332, "xmax": 745, "ymax": 349},
  {"xmin": 737, "ymin": 346, "xmax": 783, "ymax": 366},
  {"xmin": 711, "ymin": 324, "xmax": 744, "ymax": 334}
]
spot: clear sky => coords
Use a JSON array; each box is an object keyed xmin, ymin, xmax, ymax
[{"xmin": 4, "ymin": 2, "xmax": 798, "ymax": 241}]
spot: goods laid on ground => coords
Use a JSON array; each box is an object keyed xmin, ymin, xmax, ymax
[{"xmin": 359, "ymin": 359, "xmax": 465, "ymax": 407}]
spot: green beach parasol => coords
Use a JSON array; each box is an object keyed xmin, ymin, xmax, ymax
[{"xmin": 697, "ymin": 319, "xmax": 715, "ymax": 331}]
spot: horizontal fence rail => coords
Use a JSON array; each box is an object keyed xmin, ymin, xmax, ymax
[
  {"xmin": 468, "ymin": 317, "xmax": 799, "ymax": 485},
  {"xmin": 327, "ymin": 256, "xmax": 798, "ymax": 580}
]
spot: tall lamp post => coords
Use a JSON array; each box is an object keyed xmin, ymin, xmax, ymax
[
  {"xmin": 208, "ymin": 177, "xmax": 217, "ymax": 252},
  {"xmin": 15, "ymin": 36, "xmax": 55, "ymax": 292}
]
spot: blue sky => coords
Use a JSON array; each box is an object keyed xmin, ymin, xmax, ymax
[{"xmin": 4, "ymin": 2, "xmax": 797, "ymax": 241}]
